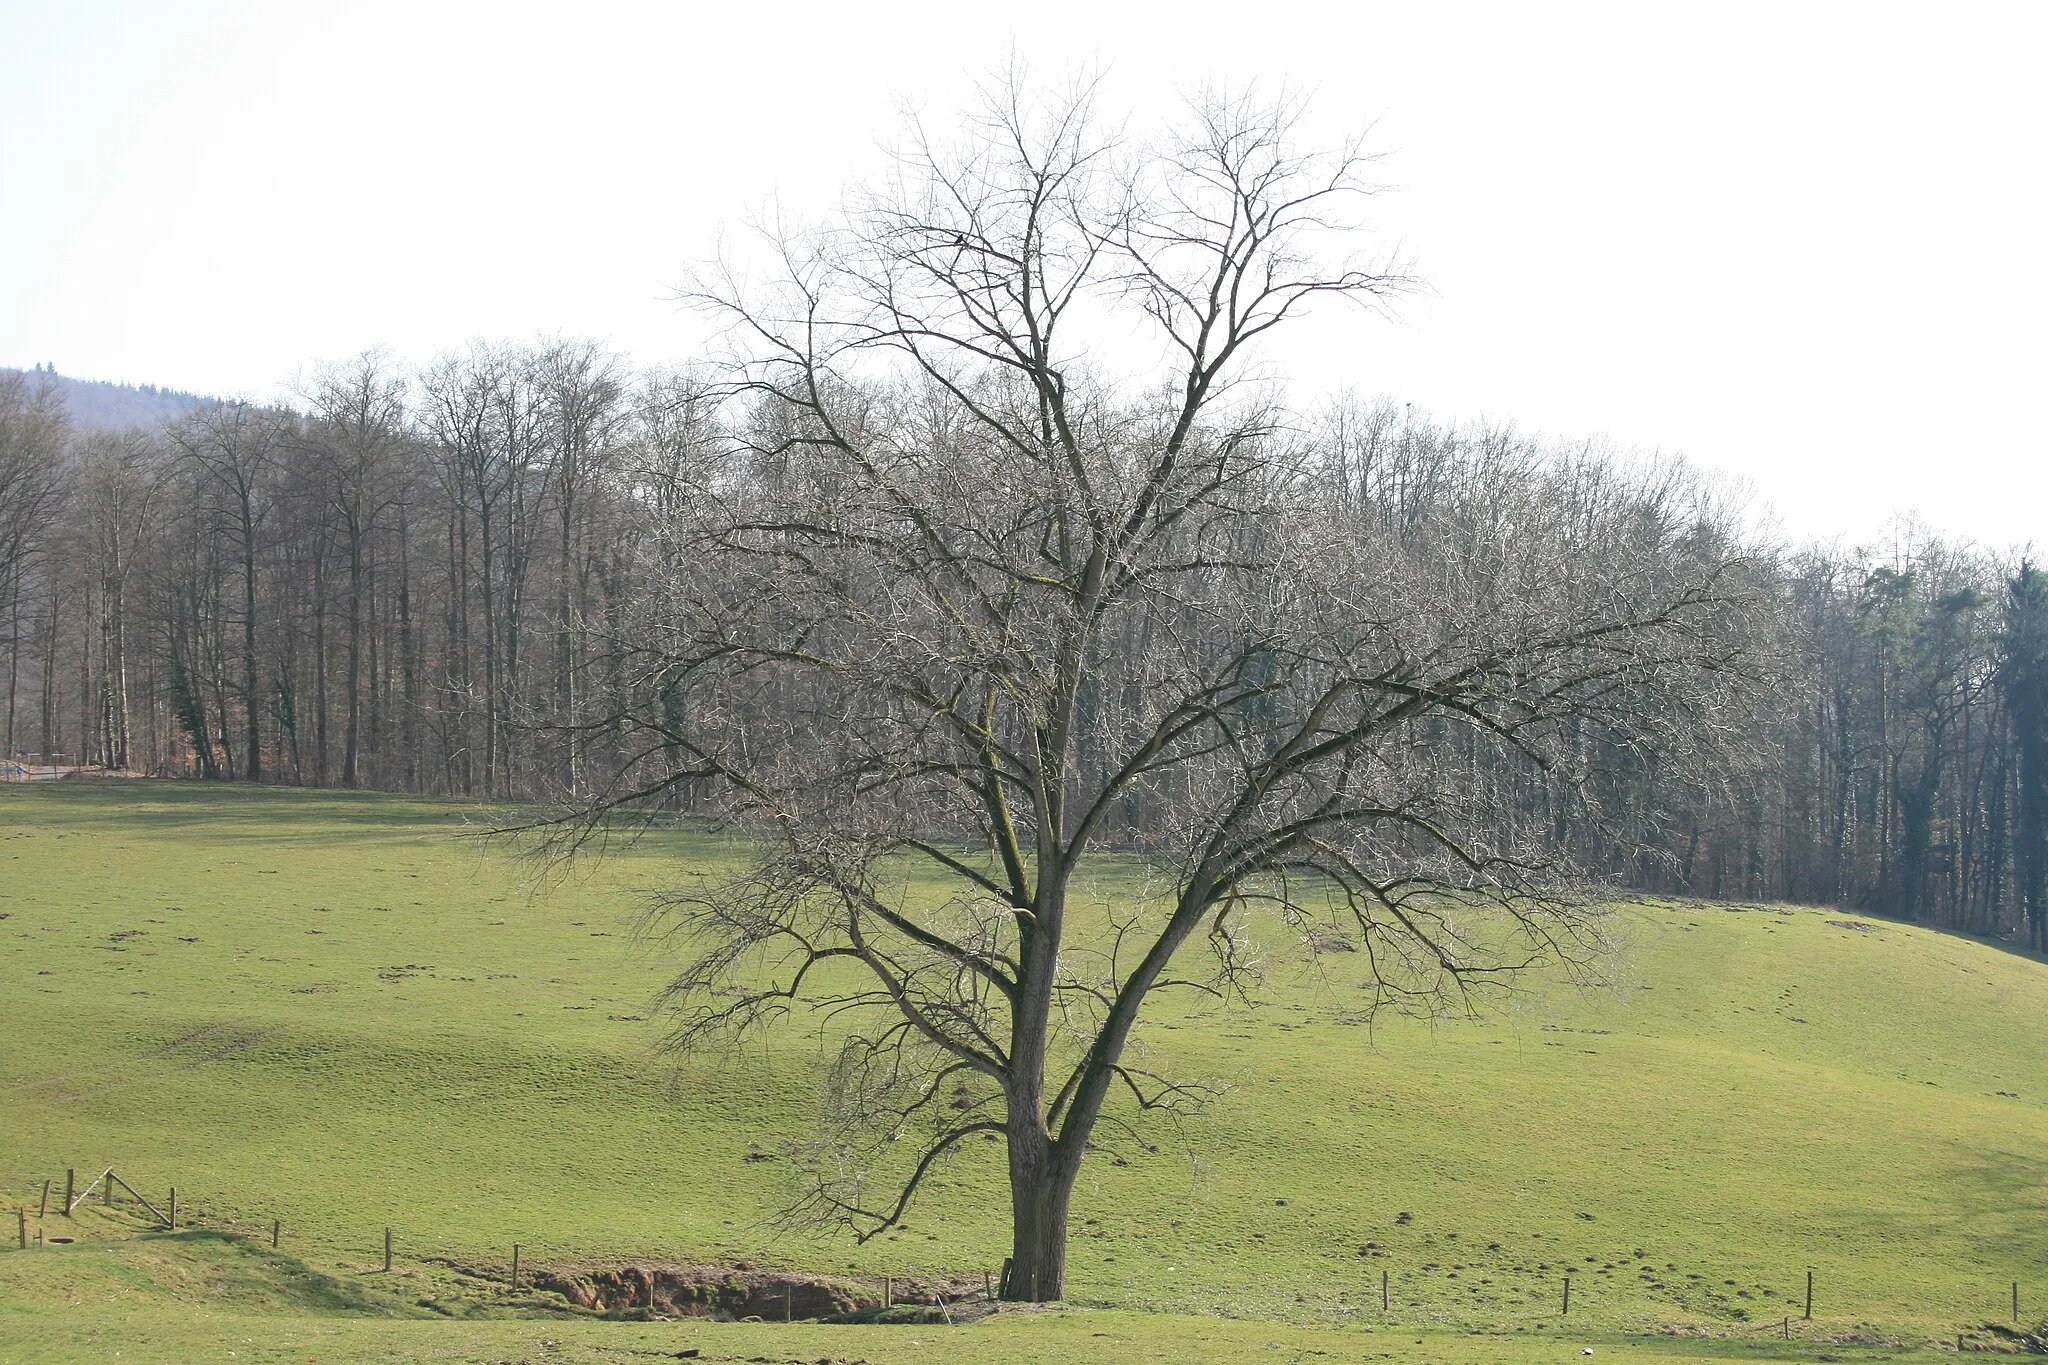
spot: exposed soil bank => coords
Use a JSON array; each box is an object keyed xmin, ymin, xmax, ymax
[{"xmin": 528, "ymin": 1263, "xmax": 988, "ymax": 1321}]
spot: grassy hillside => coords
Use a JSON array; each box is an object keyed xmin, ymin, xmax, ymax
[{"xmin": 1, "ymin": 780, "xmax": 2040, "ymax": 1362}]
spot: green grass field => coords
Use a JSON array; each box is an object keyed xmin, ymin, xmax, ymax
[{"xmin": 3, "ymin": 781, "xmax": 2042, "ymax": 1363}]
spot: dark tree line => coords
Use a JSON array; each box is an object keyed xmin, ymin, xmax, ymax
[
  {"xmin": 1, "ymin": 360, "xmax": 2042, "ymax": 942},
  {"xmin": 1624, "ymin": 532, "xmax": 2048, "ymax": 942}
]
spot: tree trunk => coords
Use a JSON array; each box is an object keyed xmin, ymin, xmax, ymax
[
  {"xmin": 343, "ymin": 534, "xmax": 362, "ymax": 787},
  {"xmin": 77, "ymin": 582, "xmax": 94, "ymax": 765},
  {"xmin": 479, "ymin": 500, "xmax": 499, "ymax": 798},
  {"xmin": 2020, "ymin": 703, "xmax": 2047, "ymax": 951},
  {"xmin": 313, "ymin": 548, "xmax": 330, "ymax": 785},
  {"xmin": 398, "ymin": 503, "xmax": 417, "ymax": 791},
  {"xmin": 108, "ymin": 555, "xmax": 129, "ymax": 770},
  {"xmin": 1004, "ymin": 1133, "xmax": 1075, "ymax": 1302},
  {"xmin": 242, "ymin": 516, "xmax": 261, "ymax": 782},
  {"xmin": 1004, "ymin": 867, "xmax": 1074, "ymax": 1303},
  {"xmin": 557, "ymin": 495, "xmax": 576, "ymax": 793},
  {"xmin": 6, "ymin": 570, "xmax": 21, "ymax": 763},
  {"xmin": 40, "ymin": 584, "xmax": 58, "ymax": 762},
  {"xmin": 1900, "ymin": 769, "xmax": 1937, "ymax": 923}
]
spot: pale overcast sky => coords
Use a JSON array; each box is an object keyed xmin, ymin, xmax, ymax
[{"xmin": 2, "ymin": 1, "xmax": 2042, "ymax": 549}]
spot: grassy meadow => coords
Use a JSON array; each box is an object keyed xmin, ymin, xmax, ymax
[{"xmin": 3, "ymin": 780, "xmax": 2044, "ymax": 1362}]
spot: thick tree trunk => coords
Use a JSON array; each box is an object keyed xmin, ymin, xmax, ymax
[
  {"xmin": 1004, "ymin": 867, "xmax": 1076, "ymax": 1303},
  {"xmin": 1004, "ymin": 1134, "xmax": 1075, "ymax": 1302}
]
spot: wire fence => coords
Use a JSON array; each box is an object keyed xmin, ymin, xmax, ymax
[{"xmin": 11, "ymin": 1162, "xmax": 2048, "ymax": 1348}]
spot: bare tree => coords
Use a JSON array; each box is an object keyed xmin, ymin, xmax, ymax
[
  {"xmin": 553, "ymin": 82, "xmax": 1773, "ymax": 1301},
  {"xmin": 306, "ymin": 352, "xmax": 409, "ymax": 787},
  {"xmin": 168, "ymin": 400, "xmax": 289, "ymax": 780},
  {"xmin": 70, "ymin": 429, "xmax": 167, "ymax": 770},
  {"xmin": 419, "ymin": 343, "xmax": 551, "ymax": 796},
  {"xmin": 533, "ymin": 339, "xmax": 627, "ymax": 795}
]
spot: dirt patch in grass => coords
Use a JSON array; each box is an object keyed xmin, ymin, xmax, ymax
[{"xmin": 513, "ymin": 1262, "xmax": 991, "ymax": 1323}]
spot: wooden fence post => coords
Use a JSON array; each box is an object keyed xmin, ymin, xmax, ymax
[
  {"xmin": 784, "ymin": 1285, "xmax": 792, "ymax": 1322},
  {"xmin": 271, "ymin": 1219, "xmax": 279, "ymax": 1248},
  {"xmin": 383, "ymin": 1227, "xmax": 392, "ymax": 1273},
  {"xmin": 168, "ymin": 1188, "xmax": 176, "ymax": 1232},
  {"xmin": 1804, "ymin": 1268, "xmax": 1813, "ymax": 1320},
  {"xmin": 15, "ymin": 1207, "xmax": 23, "ymax": 1249},
  {"xmin": 884, "ymin": 1276, "xmax": 893, "ymax": 1308},
  {"xmin": 1562, "ymin": 1275, "xmax": 1571, "ymax": 1315},
  {"xmin": 2014, "ymin": 1281, "xmax": 2020, "ymax": 1323},
  {"xmin": 511, "ymin": 1244, "xmax": 520, "ymax": 1291},
  {"xmin": 103, "ymin": 1170, "xmax": 113, "ymax": 1207},
  {"xmin": 38, "ymin": 1180, "xmax": 49, "ymax": 1218},
  {"xmin": 62, "ymin": 1169, "xmax": 73, "ymax": 1217},
  {"xmin": 1381, "ymin": 1268, "xmax": 1389, "ymax": 1310},
  {"xmin": 983, "ymin": 1268, "xmax": 992, "ymax": 1300}
]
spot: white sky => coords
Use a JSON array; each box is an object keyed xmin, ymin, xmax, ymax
[{"xmin": 2, "ymin": 0, "xmax": 2042, "ymax": 550}]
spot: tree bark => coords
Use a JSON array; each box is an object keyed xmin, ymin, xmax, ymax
[{"xmin": 1004, "ymin": 1133, "xmax": 1075, "ymax": 1302}]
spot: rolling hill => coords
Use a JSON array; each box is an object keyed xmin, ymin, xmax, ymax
[{"xmin": 1, "ymin": 780, "xmax": 2038, "ymax": 1363}]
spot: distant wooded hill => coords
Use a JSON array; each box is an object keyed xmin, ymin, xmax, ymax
[{"xmin": 0, "ymin": 365, "xmax": 210, "ymax": 431}]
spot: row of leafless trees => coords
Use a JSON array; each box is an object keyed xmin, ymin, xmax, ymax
[
  {"xmin": 0, "ymin": 344, "xmax": 679, "ymax": 798},
  {"xmin": 1, "ymin": 362, "xmax": 2042, "ymax": 938}
]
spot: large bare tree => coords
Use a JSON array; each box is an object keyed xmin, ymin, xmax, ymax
[{"xmin": 550, "ymin": 81, "xmax": 1773, "ymax": 1301}]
